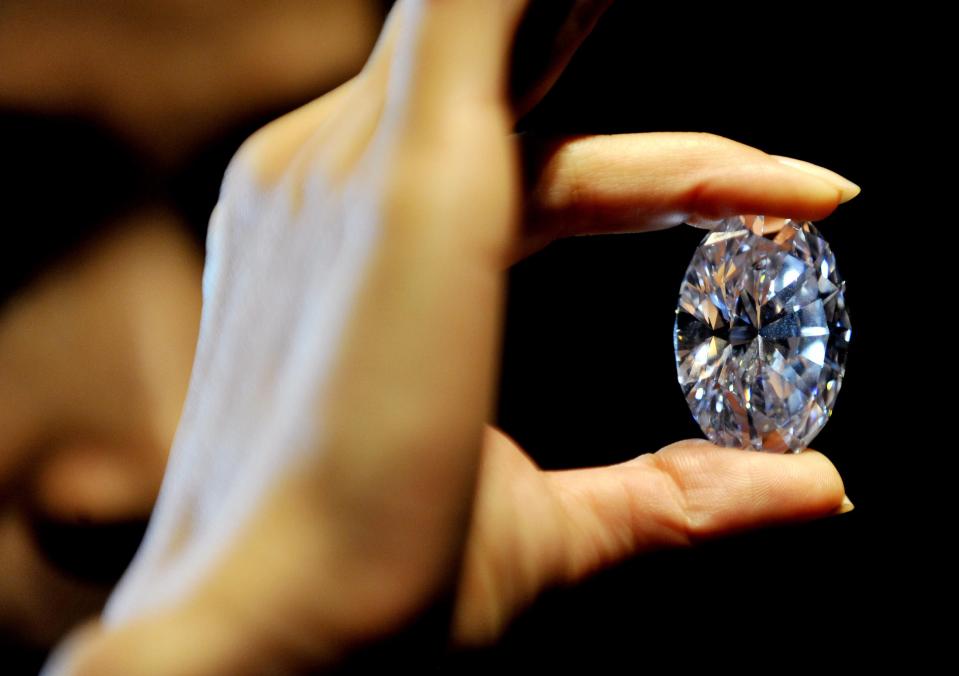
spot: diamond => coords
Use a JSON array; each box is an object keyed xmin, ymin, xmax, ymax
[{"xmin": 673, "ymin": 215, "xmax": 851, "ymax": 453}]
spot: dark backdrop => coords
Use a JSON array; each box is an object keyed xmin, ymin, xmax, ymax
[
  {"xmin": 471, "ymin": 4, "xmax": 930, "ymax": 673},
  {"xmin": 2, "ymin": 3, "xmax": 934, "ymax": 673}
]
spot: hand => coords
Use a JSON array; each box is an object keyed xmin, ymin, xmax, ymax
[{"xmin": 47, "ymin": 1, "xmax": 858, "ymax": 673}]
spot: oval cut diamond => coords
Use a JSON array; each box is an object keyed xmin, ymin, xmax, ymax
[{"xmin": 673, "ymin": 215, "xmax": 851, "ymax": 453}]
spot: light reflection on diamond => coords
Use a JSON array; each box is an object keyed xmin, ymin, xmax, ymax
[{"xmin": 673, "ymin": 215, "xmax": 851, "ymax": 453}]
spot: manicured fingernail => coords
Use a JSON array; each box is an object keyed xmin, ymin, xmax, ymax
[
  {"xmin": 771, "ymin": 155, "xmax": 862, "ymax": 203},
  {"xmin": 833, "ymin": 494, "xmax": 855, "ymax": 515}
]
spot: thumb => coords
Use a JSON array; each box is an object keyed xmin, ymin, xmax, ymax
[{"xmin": 546, "ymin": 439, "xmax": 852, "ymax": 584}]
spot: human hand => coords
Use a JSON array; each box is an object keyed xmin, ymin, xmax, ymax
[{"xmin": 46, "ymin": 1, "xmax": 859, "ymax": 673}]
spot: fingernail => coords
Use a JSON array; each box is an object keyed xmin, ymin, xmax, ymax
[
  {"xmin": 771, "ymin": 155, "xmax": 862, "ymax": 203},
  {"xmin": 832, "ymin": 494, "xmax": 855, "ymax": 516}
]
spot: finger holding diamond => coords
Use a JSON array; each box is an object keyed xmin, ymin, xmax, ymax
[
  {"xmin": 545, "ymin": 439, "xmax": 850, "ymax": 585},
  {"xmin": 515, "ymin": 131, "xmax": 860, "ymax": 262}
]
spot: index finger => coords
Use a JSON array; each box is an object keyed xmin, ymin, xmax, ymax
[{"xmin": 509, "ymin": 131, "xmax": 861, "ymax": 264}]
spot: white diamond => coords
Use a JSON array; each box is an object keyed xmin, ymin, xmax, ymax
[{"xmin": 673, "ymin": 215, "xmax": 851, "ymax": 453}]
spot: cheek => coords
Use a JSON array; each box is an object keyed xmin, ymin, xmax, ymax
[{"xmin": 30, "ymin": 442, "xmax": 162, "ymax": 524}]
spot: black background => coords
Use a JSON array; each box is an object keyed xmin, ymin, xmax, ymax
[
  {"xmin": 470, "ymin": 3, "xmax": 933, "ymax": 673},
  {"xmin": 2, "ymin": 2, "xmax": 938, "ymax": 673}
]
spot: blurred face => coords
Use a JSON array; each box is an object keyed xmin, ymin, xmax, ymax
[
  {"xmin": 0, "ymin": 209, "xmax": 204, "ymax": 648},
  {"xmin": 0, "ymin": 0, "xmax": 385, "ymax": 162},
  {"xmin": 0, "ymin": 0, "xmax": 382, "ymax": 656}
]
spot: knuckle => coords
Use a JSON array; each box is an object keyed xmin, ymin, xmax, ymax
[
  {"xmin": 227, "ymin": 75, "xmax": 370, "ymax": 190},
  {"xmin": 231, "ymin": 108, "xmax": 295, "ymax": 171},
  {"xmin": 228, "ymin": 120, "xmax": 295, "ymax": 189},
  {"xmin": 716, "ymin": 132, "xmax": 773, "ymax": 164},
  {"xmin": 674, "ymin": 131, "xmax": 765, "ymax": 163},
  {"xmin": 641, "ymin": 450, "xmax": 697, "ymax": 546},
  {"xmin": 693, "ymin": 130, "xmax": 730, "ymax": 145},
  {"xmin": 681, "ymin": 130, "xmax": 735, "ymax": 149}
]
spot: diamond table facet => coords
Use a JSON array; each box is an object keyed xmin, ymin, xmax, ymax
[{"xmin": 673, "ymin": 215, "xmax": 851, "ymax": 453}]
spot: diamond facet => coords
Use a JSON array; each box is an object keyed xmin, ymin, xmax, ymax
[{"xmin": 673, "ymin": 215, "xmax": 851, "ymax": 453}]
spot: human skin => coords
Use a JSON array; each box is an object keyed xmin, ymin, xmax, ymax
[
  {"xmin": 0, "ymin": 209, "xmax": 204, "ymax": 648},
  {"xmin": 0, "ymin": 0, "xmax": 385, "ymax": 164},
  {"xmin": 0, "ymin": 0, "xmax": 382, "ymax": 655},
  {"xmin": 36, "ymin": 1, "xmax": 861, "ymax": 674}
]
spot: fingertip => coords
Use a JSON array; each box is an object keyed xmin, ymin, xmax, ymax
[
  {"xmin": 745, "ymin": 161, "xmax": 847, "ymax": 219},
  {"xmin": 839, "ymin": 181, "xmax": 862, "ymax": 204},
  {"xmin": 652, "ymin": 440, "xmax": 848, "ymax": 521},
  {"xmin": 795, "ymin": 446, "xmax": 840, "ymax": 477},
  {"xmin": 770, "ymin": 155, "xmax": 861, "ymax": 204},
  {"xmin": 789, "ymin": 446, "xmax": 848, "ymax": 515}
]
